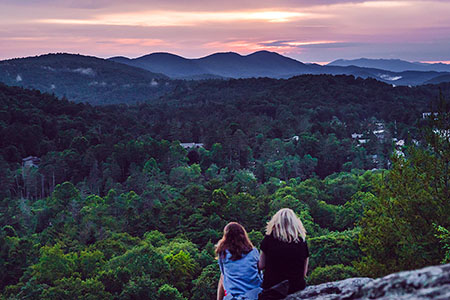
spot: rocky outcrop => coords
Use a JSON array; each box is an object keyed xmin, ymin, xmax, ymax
[{"xmin": 285, "ymin": 263, "xmax": 450, "ymax": 300}]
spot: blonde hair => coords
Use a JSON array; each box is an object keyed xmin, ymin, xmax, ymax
[{"xmin": 266, "ymin": 208, "xmax": 306, "ymax": 243}]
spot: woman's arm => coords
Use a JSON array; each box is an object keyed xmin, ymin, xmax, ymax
[
  {"xmin": 304, "ymin": 257, "xmax": 309, "ymax": 278},
  {"xmin": 258, "ymin": 251, "xmax": 266, "ymax": 270},
  {"xmin": 217, "ymin": 274, "xmax": 225, "ymax": 300}
]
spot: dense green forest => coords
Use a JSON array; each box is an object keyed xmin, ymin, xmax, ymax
[
  {"xmin": 0, "ymin": 75, "xmax": 449, "ymax": 299},
  {"xmin": 0, "ymin": 54, "xmax": 173, "ymax": 105}
]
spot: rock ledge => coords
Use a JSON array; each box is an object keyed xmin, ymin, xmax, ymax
[{"xmin": 285, "ymin": 263, "xmax": 450, "ymax": 300}]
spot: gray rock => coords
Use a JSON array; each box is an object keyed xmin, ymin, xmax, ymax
[{"xmin": 285, "ymin": 263, "xmax": 450, "ymax": 300}]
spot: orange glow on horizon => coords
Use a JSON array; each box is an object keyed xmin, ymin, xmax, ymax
[
  {"xmin": 310, "ymin": 61, "xmax": 330, "ymax": 65},
  {"xmin": 420, "ymin": 60, "xmax": 450, "ymax": 65},
  {"xmin": 203, "ymin": 40, "xmax": 341, "ymax": 57}
]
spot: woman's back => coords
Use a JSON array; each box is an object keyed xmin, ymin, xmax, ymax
[
  {"xmin": 219, "ymin": 248, "xmax": 263, "ymax": 297},
  {"xmin": 261, "ymin": 234, "xmax": 309, "ymax": 293},
  {"xmin": 216, "ymin": 222, "xmax": 262, "ymax": 300}
]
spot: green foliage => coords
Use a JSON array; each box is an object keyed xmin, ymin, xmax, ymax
[
  {"xmin": 1, "ymin": 80, "xmax": 448, "ymax": 297},
  {"xmin": 169, "ymin": 165, "xmax": 201, "ymax": 188},
  {"xmin": 204, "ymin": 188, "xmax": 229, "ymax": 215},
  {"xmin": 157, "ymin": 284, "xmax": 187, "ymax": 300},
  {"xmin": 89, "ymin": 232, "xmax": 140, "ymax": 260},
  {"xmin": 32, "ymin": 244, "xmax": 75, "ymax": 284},
  {"xmin": 119, "ymin": 275, "xmax": 159, "ymax": 300},
  {"xmin": 308, "ymin": 264, "xmax": 359, "ymax": 285},
  {"xmin": 334, "ymin": 191, "xmax": 376, "ymax": 230},
  {"xmin": 269, "ymin": 194, "xmax": 325, "ymax": 237},
  {"xmin": 51, "ymin": 181, "xmax": 80, "ymax": 210},
  {"xmin": 106, "ymin": 242, "xmax": 170, "ymax": 281},
  {"xmin": 309, "ymin": 229, "xmax": 362, "ymax": 269},
  {"xmin": 434, "ymin": 225, "xmax": 450, "ymax": 263},
  {"xmin": 41, "ymin": 277, "xmax": 110, "ymax": 300},
  {"xmin": 0, "ymin": 231, "xmax": 35, "ymax": 290},
  {"xmin": 192, "ymin": 263, "xmax": 221, "ymax": 300},
  {"xmin": 144, "ymin": 230, "xmax": 168, "ymax": 247},
  {"xmin": 357, "ymin": 102, "xmax": 450, "ymax": 277},
  {"xmin": 248, "ymin": 230, "xmax": 264, "ymax": 248},
  {"xmin": 164, "ymin": 250, "xmax": 198, "ymax": 293},
  {"xmin": 76, "ymin": 250, "xmax": 105, "ymax": 279},
  {"xmin": 155, "ymin": 237, "xmax": 201, "ymax": 259},
  {"xmin": 357, "ymin": 153, "xmax": 449, "ymax": 276},
  {"xmin": 226, "ymin": 192, "xmax": 261, "ymax": 229}
]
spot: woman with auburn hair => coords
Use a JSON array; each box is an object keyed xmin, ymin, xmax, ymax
[
  {"xmin": 216, "ymin": 222, "xmax": 263, "ymax": 300},
  {"xmin": 258, "ymin": 208, "xmax": 309, "ymax": 300}
]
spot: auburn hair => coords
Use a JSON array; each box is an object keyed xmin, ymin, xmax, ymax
[{"xmin": 215, "ymin": 222, "xmax": 253, "ymax": 261}]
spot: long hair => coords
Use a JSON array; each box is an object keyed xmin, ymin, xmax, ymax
[
  {"xmin": 215, "ymin": 222, "xmax": 254, "ymax": 261},
  {"xmin": 266, "ymin": 208, "xmax": 306, "ymax": 243}
]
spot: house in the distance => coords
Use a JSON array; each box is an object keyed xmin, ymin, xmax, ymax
[
  {"xmin": 351, "ymin": 133, "xmax": 368, "ymax": 145},
  {"xmin": 284, "ymin": 135, "xmax": 299, "ymax": 142},
  {"xmin": 180, "ymin": 143, "xmax": 204, "ymax": 149},
  {"xmin": 422, "ymin": 112, "xmax": 438, "ymax": 119},
  {"xmin": 22, "ymin": 156, "xmax": 40, "ymax": 168}
]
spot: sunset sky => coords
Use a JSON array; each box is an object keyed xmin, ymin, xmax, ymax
[{"xmin": 1, "ymin": 0, "xmax": 450, "ymax": 63}]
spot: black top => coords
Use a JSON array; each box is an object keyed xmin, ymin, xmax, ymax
[{"xmin": 260, "ymin": 234, "xmax": 309, "ymax": 294}]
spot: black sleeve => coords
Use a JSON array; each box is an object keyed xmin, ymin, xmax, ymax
[{"xmin": 260, "ymin": 235, "xmax": 270, "ymax": 253}]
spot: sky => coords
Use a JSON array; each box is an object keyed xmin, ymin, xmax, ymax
[{"xmin": 1, "ymin": 0, "xmax": 450, "ymax": 63}]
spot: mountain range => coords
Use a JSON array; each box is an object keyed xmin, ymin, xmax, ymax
[
  {"xmin": 110, "ymin": 51, "xmax": 315, "ymax": 79},
  {"xmin": 109, "ymin": 51, "xmax": 450, "ymax": 85},
  {"xmin": 1, "ymin": 51, "xmax": 450, "ymax": 104},
  {"xmin": 328, "ymin": 58, "xmax": 450, "ymax": 73}
]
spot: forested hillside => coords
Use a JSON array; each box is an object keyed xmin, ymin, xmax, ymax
[
  {"xmin": 0, "ymin": 76, "xmax": 449, "ymax": 299},
  {"xmin": 2, "ymin": 52, "xmax": 449, "ymax": 104},
  {"xmin": 0, "ymin": 54, "xmax": 173, "ymax": 105}
]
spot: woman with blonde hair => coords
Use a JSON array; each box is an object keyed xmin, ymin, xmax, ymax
[
  {"xmin": 258, "ymin": 208, "xmax": 309, "ymax": 299},
  {"xmin": 216, "ymin": 222, "xmax": 262, "ymax": 300}
]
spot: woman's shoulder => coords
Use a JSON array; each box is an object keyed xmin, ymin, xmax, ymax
[
  {"xmin": 247, "ymin": 247, "xmax": 260, "ymax": 261},
  {"xmin": 250, "ymin": 247, "xmax": 260, "ymax": 255},
  {"xmin": 262, "ymin": 234, "xmax": 307, "ymax": 246},
  {"xmin": 218, "ymin": 249, "xmax": 231, "ymax": 261},
  {"xmin": 261, "ymin": 234, "xmax": 274, "ymax": 243},
  {"xmin": 260, "ymin": 234, "xmax": 275, "ymax": 252}
]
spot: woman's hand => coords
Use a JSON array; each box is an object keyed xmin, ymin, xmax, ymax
[{"xmin": 304, "ymin": 257, "xmax": 309, "ymax": 278}]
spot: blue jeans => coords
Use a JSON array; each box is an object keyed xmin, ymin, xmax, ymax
[{"xmin": 224, "ymin": 287, "xmax": 263, "ymax": 300}]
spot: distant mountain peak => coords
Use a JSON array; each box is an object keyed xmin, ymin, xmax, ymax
[
  {"xmin": 249, "ymin": 50, "xmax": 277, "ymax": 55},
  {"xmin": 201, "ymin": 52, "xmax": 243, "ymax": 59},
  {"xmin": 140, "ymin": 52, "xmax": 188, "ymax": 59},
  {"xmin": 107, "ymin": 50, "xmax": 315, "ymax": 79},
  {"xmin": 247, "ymin": 50, "xmax": 283, "ymax": 57}
]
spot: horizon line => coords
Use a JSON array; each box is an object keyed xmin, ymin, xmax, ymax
[{"xmin": 1, "ymin": 50, "xmax": 450, "ymax": 66}]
